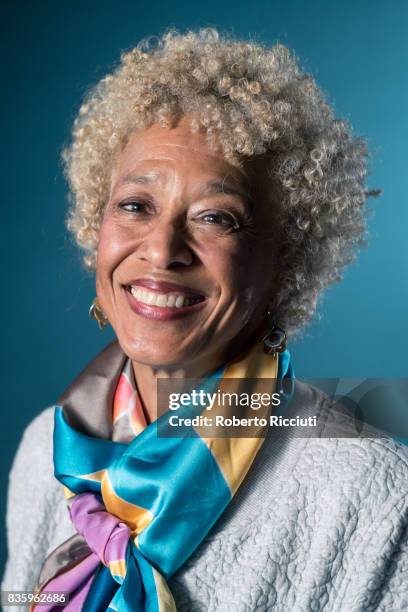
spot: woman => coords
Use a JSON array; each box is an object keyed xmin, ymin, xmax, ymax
[{"xmin": 2, "ymin": 29, "xmax": 407, "ymax": 611}]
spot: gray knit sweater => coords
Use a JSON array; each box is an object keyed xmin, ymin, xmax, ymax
[{"xmin": 2, "ymin": 381, "xmax": 408, "ymax": 611}]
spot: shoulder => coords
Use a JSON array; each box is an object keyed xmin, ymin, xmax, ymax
[
  {"xmin": 8, "ymin": 406, "xmax": 56, "ymax": 486},
  {"xmin": 5, "ymin": 406, "xmax": 59, "ymax": 524},
  {"xmin": 292, "ymin": 381, "xmax": 408, "ymax": 610},
  {"xmin": 18, "ymin": 405, "xmax": 55, "ymax": 442},
  {"xmin": 2, "ymin": 407, "xmax": 69, "ymax": 594},
  {"xmin": 291, "ymin": 379, "xmax": 408, "ymax": 489},
  {"xmin": 222, "ymin": 379, "xmax": 408, "ymax": 523},
  {"xmin": 248, "ymin": 379, "xmax": 408, "ymax": 539}
]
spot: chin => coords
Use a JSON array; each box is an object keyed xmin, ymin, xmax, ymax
[{"xmin": 116, "ymin": 332, "xmax": 202, "ymax": 370}]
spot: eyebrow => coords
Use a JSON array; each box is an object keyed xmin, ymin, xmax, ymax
[
  {"xmin": 120, "ymin": 172, "xmax": 161, "ymax": 185},
  {"xmin": 203, "ymin": 179, "xmax": 252, "ymax": 202},
  {"xmin": 117, "ymin": 173, "xmax": 253, "ymax": 207}
]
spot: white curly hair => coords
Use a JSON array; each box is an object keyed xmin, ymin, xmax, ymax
[{"xmin": 63, "ymin": 28, "xmax": 376, "ymax": 336}]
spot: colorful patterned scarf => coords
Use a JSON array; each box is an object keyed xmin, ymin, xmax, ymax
[{"xmin": 32, "ymin": 339, "xmax": 292, "ymax": 611}]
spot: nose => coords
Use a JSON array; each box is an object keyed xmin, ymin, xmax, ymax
[{"xmin": 137, "ymin": 218, "xmax": 193, "ymax": 269}]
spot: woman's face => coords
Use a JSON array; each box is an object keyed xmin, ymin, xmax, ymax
[{"xmin": 96, "ymin": 118, "xmax": 279, "ymax": 372}]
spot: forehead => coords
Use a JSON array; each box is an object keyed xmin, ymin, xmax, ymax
[{"xmin": 111, "ymin": 119, "xmax": 248, "ymax": 187}]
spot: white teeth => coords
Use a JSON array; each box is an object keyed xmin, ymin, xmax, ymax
[
  {"xmin": 129, "ymin": 287, "xmax": 202, "ymax": 309},
  {"xmin": 156, "ymin": 294, "xmax": 168, "ymax": 307}
]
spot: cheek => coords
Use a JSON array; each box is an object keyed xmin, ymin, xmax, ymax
[
  {"xmin": 210, "ymin": 238, "xmax": 271, "ymax": 312},
  {"xmin": 97, "ymin": 217, "xmax": 133, "ymax": 274},
  {"xmin": 96, "ymin": 220, "xmax": 133, "ymax": 310},
  {"xmin": 97, "ymin": 218, "xmax": 113, "ymax": 254},
  {"xmin": 200, "ymin": 238, "xmax": 258, "ymax": 299},
  {"xmin": 200, "ymin": 240, "xmax": 241, "ymax": 280}
]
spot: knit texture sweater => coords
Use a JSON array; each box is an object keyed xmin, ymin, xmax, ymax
[{"xmin": 2, "ymin": 380, "xmax": 408, "ymax": 611}]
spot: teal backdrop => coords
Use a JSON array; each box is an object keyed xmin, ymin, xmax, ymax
[{"xmin": 1, "ymin": 0, "xmax": 407, "ymax": 576}]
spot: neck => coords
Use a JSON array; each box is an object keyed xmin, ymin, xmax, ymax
[{"xmin": 131, "ymin": 320, "xmax": 270, "ymax": 424}]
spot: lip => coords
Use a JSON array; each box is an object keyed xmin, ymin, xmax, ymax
[
  {"xmin": 125, "ymin": 278, "xmax": 206, "ymax": 298},
  {"xmin": 124, "ymin": 286, "xmax": 207, "ymax": 321}
]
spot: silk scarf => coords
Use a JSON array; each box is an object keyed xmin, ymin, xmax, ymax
[{"xmin": 32, "ymin": 339, "xmax": 292, "ymax": 611}]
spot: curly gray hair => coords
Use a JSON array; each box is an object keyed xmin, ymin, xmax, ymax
[{"xmin": 63, "ymin": 28, "xmax": 375, "ymax": 336}]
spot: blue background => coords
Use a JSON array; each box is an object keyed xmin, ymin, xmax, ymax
[{"xmin": 1, "ymin": 0, "xmax": 407, "ymax": 576}]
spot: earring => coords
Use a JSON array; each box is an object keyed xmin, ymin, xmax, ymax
[
  {"xmin": 262, "ymin": 324, "xmax": 287, "ymax": 355},
  {"xmin": 89, "ymin": 297, "xmax": 109, "ymax": 330},
  {"xmin": 262, "ymin": 306, "xmax": 287, "ymax": 355}
]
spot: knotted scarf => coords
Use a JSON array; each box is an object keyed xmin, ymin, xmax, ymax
[{"xmin": 32, "ymin": 339, "xmax": 292, "ymax": 611}]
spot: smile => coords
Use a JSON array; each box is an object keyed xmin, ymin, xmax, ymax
[
  {"xmin": 123, "ymin": 282, "xmax": 206, "ymax": 321},
  {"xmin": 129, "ymin": 286, "xmax": 203, "ymax": 308}
]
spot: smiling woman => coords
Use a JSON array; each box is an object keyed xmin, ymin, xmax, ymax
[
  {"xmin": 2, "ymin": 28, "xmax": 408, "ymax": 612},
  {"xmin": 97, "ymin": 119, "xmax": 278, "ymax": 403}
]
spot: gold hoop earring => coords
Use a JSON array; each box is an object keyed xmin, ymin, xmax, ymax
[{"xmin": 89, "ymin": 297, "xmax": 109, "ymax": 330}]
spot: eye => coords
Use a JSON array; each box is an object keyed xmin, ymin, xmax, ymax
[
  {"xmin": 118, "ymin": 200, "xmax": 149, "ymax": 214},
  {"xmin": 199, "ymin": 212, "xmax": 240, "ymax": 230}
]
